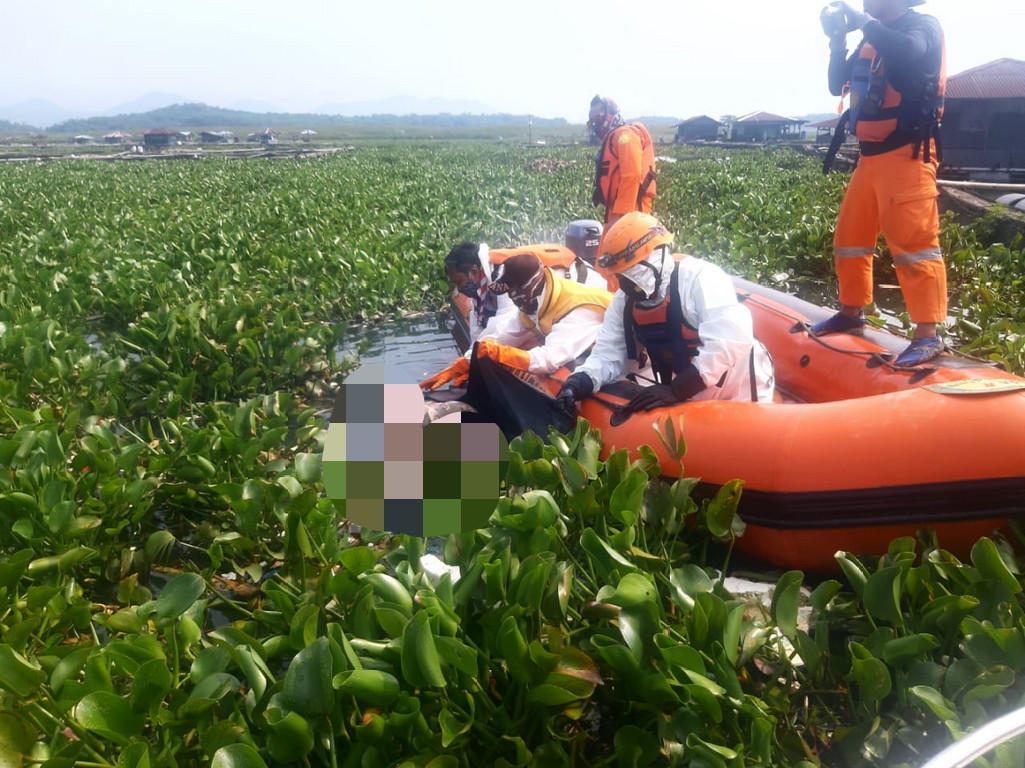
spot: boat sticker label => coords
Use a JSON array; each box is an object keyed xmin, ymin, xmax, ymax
[
  {"xmin": 924, "ymin": 379, "xmax": 1025, "ymax": 395},
  {"xmin": 323, "ymin": 362, "xmax": 509, "ymax": 536}
]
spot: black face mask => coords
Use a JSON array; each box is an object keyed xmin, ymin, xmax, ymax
[
  {"xmin": 616, "ymin": 274, "xmax": 648, "ymax": 302},
  {"xmin": 455, "ymin": 267, "xmax": 482, "ymax": 298}
]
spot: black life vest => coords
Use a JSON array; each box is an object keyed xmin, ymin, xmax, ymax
[
  {"xmin": 624, "ymin": 262, "xmax": 701, "ymax": 384},
  {"xmin": 824, "ymin": 11, "xmax": 946, "ymax": 173}
]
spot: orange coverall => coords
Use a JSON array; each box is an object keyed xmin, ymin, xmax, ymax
[{"xmin": 830, "ymin": 9, "xmax": 947, "ymax": 324}]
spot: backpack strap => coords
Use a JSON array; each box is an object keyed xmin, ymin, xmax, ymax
[{"xmin": 823, "ymin": 109, "xmax": 851, "ymax": 175}]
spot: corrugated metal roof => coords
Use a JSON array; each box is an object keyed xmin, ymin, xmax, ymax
[
  {"xmin": 678, "ymin": 115, "xmax": 720, "ymax": 126},
  {"xmin": 946, "ymin": 58, "xmax": 1025, "ymax": 100},
  {"xmin": 735, "ymin": 110, "xmax": 802, "ymax": 124}
]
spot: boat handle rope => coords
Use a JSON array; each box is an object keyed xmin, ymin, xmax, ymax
[{"xmin": 790, "ymin": 319, "xmax": 940, "ymax": 379}]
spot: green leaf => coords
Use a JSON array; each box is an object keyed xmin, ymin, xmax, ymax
[
  {"xmin": 864, "ymin": 566, "xmax": 903, "ymax": 626},
  {"xmin": 339, "ymin": 545, "xmax": 377, "ymax": 576},
  {"xmin": 360, "ymin": 572, "xmax": 413, "ymax": 614},
  {"xmin": 706, "ymin": 479, "xmax": 743, "ymax": 538},
  {"xmin": 154, "ymin": 572, "xmax": 206, "ymax": 620},
  {"xmin": 580, "ymin": 527, "xmax": 637, "ymax": 581},
  {"xmin": 497, "ymin": 615, "xmax": 532, "ymax": 684},
  {"xmin": 909, "ymin": 685, "xmax": 958, "ymax": 723},
  {"xmin": 971, "ymin": 537, "xmax": 1022, "ymax": 594},
  {"xmin": 881, "ymin": 633, "xmax": 940, "ymax": 666},
  {"xmin": 265, "ymin": 708, "xmax": 314, "ymax": 763},
  {"xmin": 668, "ymin": 565, "xmax": 712, "ymax": 614},
  {"xmin": 769, "ymin": 570, "xmax": 804, "ymax": 640},
  {"xmin": 596, "ymin": 572, "xmax": 656, "ymax": 608},
  {"xmin": 130, "ymin": 658, "xmax": 173, "ymax": 713},
  {"xmin": 609, "ymin": 467, "xmax": 646, "ymax": 526},
  {"xmin": 0, "ymin": 712, "xmax": 35, "ymax": 768},
  {"xmin": 282, "ymin": 637, "xmax": 335, "ymax": 717},
  {"xmin": 294, "ymin": 452, "xmax": 322, "ymax": 483},
  {"xmin": 848, "ymin": 641, "xmax": 892, "ymax": 703},
  {"xmin": 836, "ymin": 552, "xmax": 870, "ymax": 598},
  {"xmin": 73, "ymin": 691, "xmax": 144, "ymax": 745},
  {"xmin": 211, "ymin": 744, "xmax": 270, "ymax": 768},
  {"xmin": 440, "ymin": 706, "xmax": 472, "ymax": 747},
  {"xmin": 333, "ymin": 669, "xmax": 401, "ymax": 708},
  {"xmin": 0, "ymin": 645, "xmax": 46, "ymax": 697},
  {"xmin": 401, "ymin": 611, "xmax": 447, "ymax": 688}
]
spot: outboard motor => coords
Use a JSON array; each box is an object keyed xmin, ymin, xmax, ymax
[{"xmin": 565, "ymin": 219, "xmax": 603, "ymax": 265}]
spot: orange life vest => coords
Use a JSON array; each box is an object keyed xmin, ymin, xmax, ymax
[
  {"xmin": 490, "ymin": 244, "xmax": 576, "ymax": 270},
  {"xmin": 593, "ymin": 124, "xmax": 657, "ymax": 221}
]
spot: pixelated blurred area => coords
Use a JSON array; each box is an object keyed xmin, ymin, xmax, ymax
[{"xmin": 323, "ymin": 363, "xmax": 509, "ymax": 536}]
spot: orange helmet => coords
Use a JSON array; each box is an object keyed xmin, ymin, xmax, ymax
[{"xmin": 596, "ymin": 212, "xmax": 673, "ymax": 274}]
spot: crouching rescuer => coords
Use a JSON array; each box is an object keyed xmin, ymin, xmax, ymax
[
  {"xmin": 557, "ymin": 212, "xmax": 775, "ymax": 417},
  {"xmin": 475, "ymin": 251, "xmax": 612, "ymax": 375}
]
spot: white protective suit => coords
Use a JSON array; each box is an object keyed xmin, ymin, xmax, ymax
[
  {"xmin": 576, "ymin": 249, "xmax": 775, "ymax": 403},
  {"xmin": 464, "ymin": 247, "xmax": 609, "ymax": 364},
  {"xmin": 475, "ymin": 280, "xmax": 607, "ymax": 375}
]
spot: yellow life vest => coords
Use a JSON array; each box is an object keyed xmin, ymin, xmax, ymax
[{"xmin": 520, "ymin": 269, "xmax": 611, "ymax": 336}]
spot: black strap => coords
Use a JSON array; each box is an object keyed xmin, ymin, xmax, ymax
[
  {"xmin": 637, "ymin": 168, "xmax": 657, "ymax": 209},
  {"xmin": 623, "ymin": 297, "xmax": 637, "ymax": 361},
  {"xmin": 749, "ymin": 347, "xmax": 758, "ymax": 403},
  {"xmin": 823, "ymin": 110, "xmax": 851, "ymax": 175}
]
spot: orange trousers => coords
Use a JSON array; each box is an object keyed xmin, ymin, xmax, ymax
[{"xmin": 833, "ymin": 143, "xmax": 947, "ymax": 324}]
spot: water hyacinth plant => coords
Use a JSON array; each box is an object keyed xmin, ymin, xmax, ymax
[{"xmin": 1, "ymin": 143, "xmax": 1024, "ymax": 765}]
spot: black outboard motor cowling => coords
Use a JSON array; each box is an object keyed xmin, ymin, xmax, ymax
[{"xmin": 565, "ymin": 219, "xmax": 603, "ymax": 265}]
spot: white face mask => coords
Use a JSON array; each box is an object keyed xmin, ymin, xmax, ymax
[{"xmin": 618, "ymin": 248, "xmax": 666, "ymax": 302}]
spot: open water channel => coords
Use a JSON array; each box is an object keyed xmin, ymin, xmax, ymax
[{"xmin": 334, "ymin": 311, "xmax": 460, "ymax": 385}]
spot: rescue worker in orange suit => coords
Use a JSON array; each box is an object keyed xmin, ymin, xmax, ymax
[
  {"xmin": 475, "ymin": 252, "xmax": 612, "ymax": 375},
  {"xmin": 556, "ymin": 213, "xmax": 775, "ymax": 417},
  {"xmin": 588, "ymin": 96, "xmax": 657, "ymax": 229},
  {"xmin": 812, "ymin": 0, "xmax": 947, "ymax": 366}
]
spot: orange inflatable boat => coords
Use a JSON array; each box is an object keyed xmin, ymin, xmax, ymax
[
  {"xmin": 542, "ymin": 278, "xmax": 1025, "ymax": 571},
  {"xmin": 448, "ymin": 276, "xmax": 1025, "ymax": 572}
]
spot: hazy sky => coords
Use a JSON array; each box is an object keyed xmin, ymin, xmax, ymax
[{"xmin": 4, "ymin": 0, "xmax": 1023, "ymax": 119}]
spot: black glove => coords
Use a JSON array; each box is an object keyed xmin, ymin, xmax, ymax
[
  {"xmin": 557, "ymin": 372, "xmax": 594, "ymax": 416},
  {"xmin": 837, "ymin": 1, "xmax": 869, "ymax": 30},
  {"xmin": 624, "ymin": 364, "xmax": 707, "ymax": 413},
  {"xmin": 625, "ymin": 384, "xmax": 679, "ymax": 412},
  {"xmin": 820, "ymin": 2, "xmax": 848, "ymax": 39}
]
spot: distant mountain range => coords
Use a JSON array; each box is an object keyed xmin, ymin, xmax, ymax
[
  {"xmin": 0, "ymin": 92, "xmax": 831, "ymax": 134},
  {"xmin": 0, "ymin": 93, "xmax": 511, "ymax": 131}
]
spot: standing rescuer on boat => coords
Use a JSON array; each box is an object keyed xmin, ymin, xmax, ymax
[
  {"xmin": 588, "ymin": 95, "xmax": 657, "ymax": 229},
  {"xmin": 813, "ymin": 0, "xmax": 947, "ymax": 367},
  {"xmin": 556, "ymin": 213, "xmax": 775, "ymax": 415}
]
